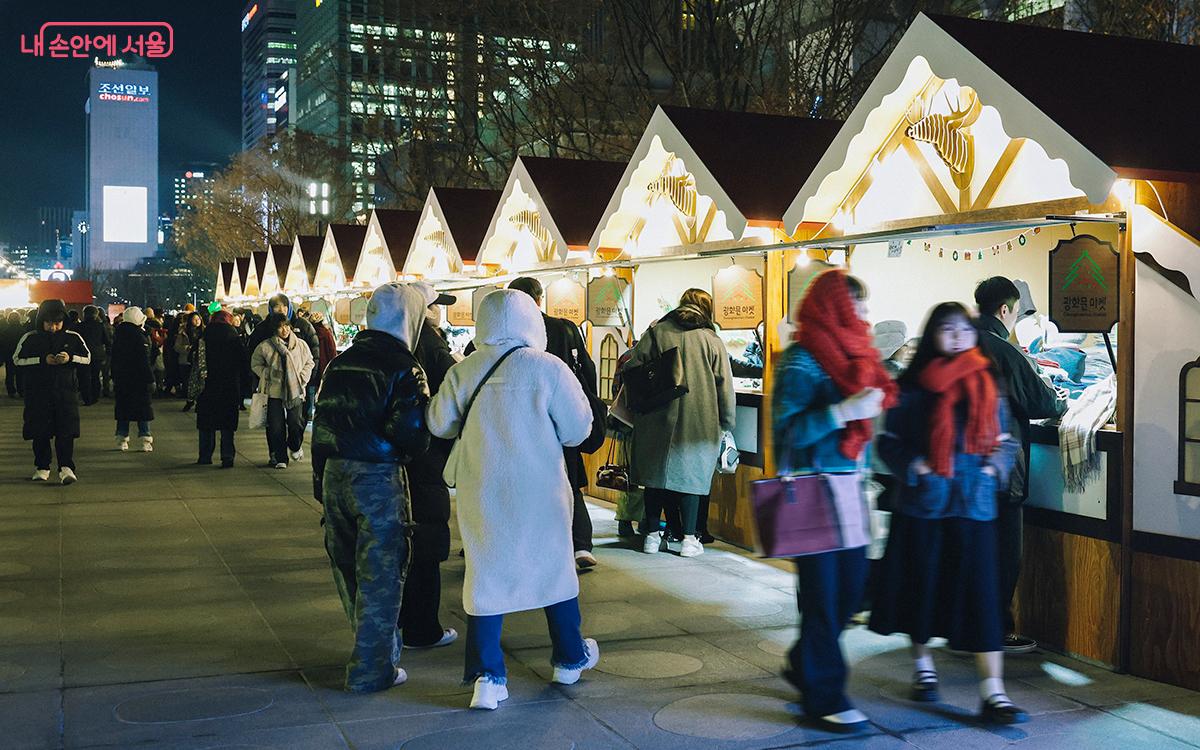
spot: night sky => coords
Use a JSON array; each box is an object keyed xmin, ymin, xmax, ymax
[{"xmin": 0, "ymin": 0, "xmax": 245, "ymax": 243}]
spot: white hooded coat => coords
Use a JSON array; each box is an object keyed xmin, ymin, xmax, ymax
[{"xmin": 427, "ymin": 290, "xmax": 592, "ymax": 616}]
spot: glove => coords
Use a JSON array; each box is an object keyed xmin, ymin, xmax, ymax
[{"xmin": 831, "ymin": 387, "xmax": 885, "ymax": 425}]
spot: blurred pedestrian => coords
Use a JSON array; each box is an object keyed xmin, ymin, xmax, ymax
[
  {"xmin": 75, "ymin": 305, "xmax": 106, "ymax": 406},
  {"xmin": 196, "ymin": 310, "xmax": 248, "ymax": 467},
  {"xmin": 110, "ymin": 307, "xmax": 155, "ymax": 452},
  {"xmin": 251, "ymin": 314, "xmax": 314, "ymax": 468},
  {"xmin": 310, "ymin": 310, "xmax": 338, "ymax": 382},
  {"xmin": 1, "ymin": 311, "xmax": 23, "ymax": 397},
  {"xmin": 175, "ymin": 311, "xmax": 203, "ymax": 412}
]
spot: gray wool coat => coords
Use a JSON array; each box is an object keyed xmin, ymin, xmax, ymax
[{"xmin": 626, "ymin": 312, "xmax": 736, "ymax": 495}]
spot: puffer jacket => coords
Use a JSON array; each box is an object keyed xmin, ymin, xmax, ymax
[{"xmin": 311, "ymin": 328, "xmax": 430, "ymax": 500}]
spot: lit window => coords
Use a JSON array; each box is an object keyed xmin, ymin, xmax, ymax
[
  {"xmin": 350, "ymin": 81, "xmax": 364, "ymax": 92},
  {"xmin": 1177, "ymin": 358, "xmax": 1200, "ymax": 496},
  {"xmin": 366, "ymin": 25, "xmax": 382, "ymax": 36},
  {"xmin": 384, "ymin": 25, "xmax": 398, "ymax": 37},
  {"xmin": 350, "ymin": 43, "xmax": 365, "ymax": 53},
  {"xmin": 367, "ymin": 102, "xmax": 379, "ymax": 114},
  {"xmin": 383, "ymin": 83, "xmax": 396, "ymax": 96},
  {"xmin": 349, "ymin": 23, "xmax": 364, "ymax": 34}
]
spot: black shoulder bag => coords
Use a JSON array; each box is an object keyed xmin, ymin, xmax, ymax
[{"xmin": 620, "ymin": 326, "xmax": 688, "ymax": 414}]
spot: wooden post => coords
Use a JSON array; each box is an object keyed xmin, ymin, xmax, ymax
[{"xmin": 1116, "ymin": 212, "xmax": 1136, "ymax": 673}]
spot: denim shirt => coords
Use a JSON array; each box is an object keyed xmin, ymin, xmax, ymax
[
  {"xmin": 771, "ymin": 345, "xmax": 862, "ymax": 475},
  {"xmin": 877, "ymin": 384, "xmax": 1019, "ymax": 521}
]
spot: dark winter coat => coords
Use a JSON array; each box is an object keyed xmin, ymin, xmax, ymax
[
  {"xmin": 311, "ymin": 329, "xmax": 430, "ymax": 502},
  {"xmin": 196, "ymin": 322, "xmax": 248, "ymax": 432},
  {"xmin": 76, "ymin": 318, "xmax": 107, "ymax": 365},
  {"xmin": 974, "ymin": 315, "xmax": 1068, "ymax": 501},
  {"xmin": 14, "ymin": 327, "xmax": 91, "ymax": 440},
  {"xmin": 110, "ymin": 322, "xmax": 155, "ymax": 422},
  {"xmin": 313, "ymin": 321, "xmax": 338, "ymax": 379},
  {"xmin": 408, "ymin": 320, "xmax": 457, "ymax": 561}
]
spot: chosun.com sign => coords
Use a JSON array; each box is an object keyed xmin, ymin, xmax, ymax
[{"xmin": 98, "ymin": 92, "xmax": 150, "ymax": 104}]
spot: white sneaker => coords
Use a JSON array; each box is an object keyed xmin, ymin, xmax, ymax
[
  {"xmin": 141, "ymin": 436, "xmax": 154, "ymax": 452},
  {"xmin": 59, "ymin": 467, "xmax": 77, "ymax": 485},
  {"xmin": 31, "ymin": 469, "xmax": 50, "ymax": 481},
  {"xmin": 679, "ymin": 535, "xmax": 704, "ymax": 558},
  {"xmin": 552, "ymin": 638, "xmax": 600, "ymax": 685},
  {"xmin": 116, "ymin": 436, "xmax": 129, "ymax": 451},
  {"xmin": 274, "ymin": 462, "xmax": 288, "ymax": 470},
  {"xmin": 403, "ymin": 628, "xmax": 458, "ymax": 650},
  {"xmin": 642, "ymin": 531, "xmax": 664, "ymax": 555},
  {"xmin": 392, "ymin": 667, "xmax": 408, "ymax": 686},
  {"xmin": 575, "ymin": 550, "xmax": 597, "ymax": 569},
  {"xmin": 290, "ymin": 448, "xmax": 304, "ymax": 461},
  {"xmin": 469, "ymin": 677, "xmax": 508, "ymax": 710}
]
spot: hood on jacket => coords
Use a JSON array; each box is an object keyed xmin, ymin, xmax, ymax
[
  {"xmin": 268, "ymin": 292, "xmax": 293, "ymax": 319},
  {"xmin": 122, "ymin": 307, "xmax": 147, "ymax": 327},
  {"xmin": 364, "ymin": 282, "xmax": 432, "ymax": 351},
  {"xmin": 665, "ymin": 304, "xmax": 714, "ymax": 332},
  {"xmin": 475, "ymin": 288, "xmax": 546, "ymax": 350},
  {"xmin": 36, "ymin": 299, "xmax": 66, "ymax": 328}
]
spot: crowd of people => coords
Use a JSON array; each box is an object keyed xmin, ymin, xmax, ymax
[{"xmin": 1, "ymin": 265, "xmax": 1065, "ymax": 728}]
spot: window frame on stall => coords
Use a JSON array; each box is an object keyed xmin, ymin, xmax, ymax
[
  {"xmin": 1176, "ymin": 356, "xmax": 1200, "ymax": 497},
  {"xmin": 599, "ymin": 333, "xmax": 619, "ymax": 402}
]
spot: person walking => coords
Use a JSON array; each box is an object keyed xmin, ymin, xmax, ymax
[
  {"xmin": 427, "ymin": 289, "xmax": 598, "ymax": 711},
  {"xmin": 1, "ymin": 311, "xmax": 23, "ymax": 397},
  {"xmin": 870, "ymin": 301, "xmax": 1026, "ymax": 724},
  {"xmin": 75, "ymin": 305, "xmax": 107, "ymax": 406},
  {"xmin": 772, "ymin": 265, "xmax": 895, "ymax": 733},
  {"xmin": 312, "ymin": 282, "xmax": 434, "ymax": 693},
  {"xmin": 973, "ymin": 277, "xmax": 1068, "ymax": 654},
  {"xmin": 400, "ymin": 295, "xmax": 459, "ymax": 649},
  {"xmin": 248, "ymin": 293, "xmax": 320, "ymax": 419},
  {"xmin": 13, "ymin": 299, "xmax": 91, "ymax": 484},
  {"xmin": 110, "ymin": 307, "xmax": 155, "ymax": 452},
  {"xmin": 311, "ymin": 310, "xmax": 338, "ymax": 381},
  {"xmin": 626, "ymin": 288, "xmax": 734, "ymax": 558},
  {"xmin": 175, "ymin": 312, "xmax": 202, "ymax": 412},
  {"xmin": 251, "ymin": 314, "xmax": 315, "ymax": 469},
  {"xmin": 196, "ymin": 310, "xmax": 248, "ymax": 467}
]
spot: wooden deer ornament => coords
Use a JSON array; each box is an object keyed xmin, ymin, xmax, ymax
[{"xmin": 905, "ymin": 86, "xmax": 982, "ymax": 191}]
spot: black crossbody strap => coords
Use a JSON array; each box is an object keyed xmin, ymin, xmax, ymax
[{"xmin": 456, "ymin": 346, "xmax": 525, "ymax": 439}]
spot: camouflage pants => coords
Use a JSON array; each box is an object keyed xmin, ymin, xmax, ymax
[{"xmin": 322, "ymin": 458, "xmax": 412, "ymax": 693}]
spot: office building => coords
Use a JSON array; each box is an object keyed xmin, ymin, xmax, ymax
[
  {"xmin": 85, "ymin": 58, "xmax": 159, "ymax": 271},
  {"xmin": 242, "ymin": 0, "xmax": 298, "ymax": 150},
  {"xmin": 172, "ymin": 166, "xmax": 218, "ymax": 214}
]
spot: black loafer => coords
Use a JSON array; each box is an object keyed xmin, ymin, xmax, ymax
[
  {"xmin": 980, "ymin": 695, "xmax": 1030, "ymax": 724},
  {"xmin": 910, "ymin": 670, "xmax": 940, "ymax": 702}
]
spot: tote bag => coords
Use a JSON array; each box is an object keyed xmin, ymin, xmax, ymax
[
  {"xmin": 248, "ymin": 390, "xmax": 269, "ymax": 429},
  {"xmin": 750, "ymin": 471, "xmax": 870, "ymax": 558},
  {"xmin": 621, "ymin": 327, "xmax": 687, "ymax": 414}
]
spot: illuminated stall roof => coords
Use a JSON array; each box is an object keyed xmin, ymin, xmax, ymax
[
  {"xmin": 270, "ymin": 243, "xmax": 293, "ymax": 286},
  {"xmin": 479, "ymin": 156, "xmax": 626, "ymax": 271},
  {"xmin": 591, "ymin": 105, "xmax": 842, "ymax": 258},
  {"xmin": 355, "ymin": 208, "xmax": 421, "ymax": 287},
  {"xmin": 294, "ymin": 235, "xmax": 324, "ymax": 290},
  {"xmin": 234, "ymin": 256, "xmax": 256, "ymax": 299},
  {"xmin": 403, "ymin": 187, "xmax": 502, "ymax": 278},
  {"xmin": 218, "ymin": 261, "xmax": 233, "ymax": 301},
  {"xmin": 253, "ymin": 250, "xmax": 278, "ymax": 297},
  {"xmin": 785, "ymin": 13, "xmax": 1200, "ymax": 233},
  {"xmin": 313, "ymin": 223, "xmax": 367, "ymax": 291}
]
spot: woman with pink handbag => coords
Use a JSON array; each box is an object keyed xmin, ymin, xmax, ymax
[{"xmin": 770, "ymin": 263, "xmax": 896, "ymax": 734}]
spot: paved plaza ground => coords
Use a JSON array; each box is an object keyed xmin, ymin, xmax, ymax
[{"xmin": 0, "ymin": 396, "xmax": 1198, "ymax": 749}]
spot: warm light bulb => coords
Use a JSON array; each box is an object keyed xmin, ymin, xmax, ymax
[{"xmin": 795, "ymin": 253, "xmax": 811, "ymax": 269}]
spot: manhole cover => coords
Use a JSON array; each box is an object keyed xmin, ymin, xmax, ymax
[{"xmin": 596, "ymin": 649, "xmax": 704, "ymax": 679}]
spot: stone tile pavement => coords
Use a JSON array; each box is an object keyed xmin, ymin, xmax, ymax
[{"xmin": 0, "ymin": 395, "xmax": 1197, "ymax": 749}]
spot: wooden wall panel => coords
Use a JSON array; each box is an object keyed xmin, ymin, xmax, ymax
[
  {"xmin": 1014, "ymin": 526, "xmax": 1121, "ymax": 666},
  {"xmin": 1130, "ymin": 551, "xmax": 1200, "ymax": 690}
]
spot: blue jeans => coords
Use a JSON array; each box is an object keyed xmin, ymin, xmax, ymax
[
  {"xmin": 788, "ymin": 546, "xmax": 868, "ymax": 717},
  {"xmin": 464, "ymin": 597, "xmax": 588, "ymax": 685},
  {"xmin": 115, "ymin": 420, "xmax": 152, "ymax": 438}
]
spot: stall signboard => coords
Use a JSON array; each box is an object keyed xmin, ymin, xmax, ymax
[
  {"xmin": 587, "ymin": 276, "xmax": 631, "ymax": 327},
  {"xmin": 472, "ymin": 285, "xmax": 504, "ymax": 322},
  {"xmin": 447, "ymin": 293, "xmax": 474, "ymax": 326},
  {"xmin": 713, "ymin": 266, "xmax": 763, "ymax": 329},
  {"xmin": 1048, "ymin": 234, "xmax": 1120, "ymax": 333},
  {"xmin": 546, "ymin": 278, "xmax": 586, "ymax": 324},
  {"xmin": 349, "ymin": 295, "xmax": 369, "ymax": 325}
]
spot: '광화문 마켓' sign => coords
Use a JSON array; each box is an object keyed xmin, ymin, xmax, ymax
[{"xmin": 1048, "ymin": 234, "xmax": 1120, "ymax": 333}]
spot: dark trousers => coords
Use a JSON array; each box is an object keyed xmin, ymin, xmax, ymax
[
  {"xmin": 79, "ymin": 363, "xmax": 101, "ymax": 405},
  {"xmin": 101, "ymin": 356, "xmax": 111, "ymax": 396},
  {"xmin": 788, "ymin": 546, "xmax": 869, "ymax": 717},
  {"xmin": 643, "ymin": 487, "xmax": 700, "ymax": 537},
  {"xmin": 464, "ymin": 597, "xmax": 586, "ymax": 684},
  {"xmin": 33, "ymin": 435, "xmax": 75, "ymax": 471},
  {"xmin": 398, "ymin": 556, "xmax": 444, "ymax": 646},
  {"xmin": 997, "ymin": 500, "xmax": 1023, "ymax": 634},
  {"xmin": 178, "ymin": 364, "xmax": 191, "ymax": 399},
  {"xmin": 199, "ymin": 428, "xmax": 236, "ymax": 464},
  {"xmin": 4, "ymin": 358, "xmax": 17, "ymax": 395},
  {"xmin": 571, "ymin": 487, "xmax": 593, "ymax": 552},
  {"xmin": 266, "ymin": 398, "xmax": 305, "ymax": 464}
]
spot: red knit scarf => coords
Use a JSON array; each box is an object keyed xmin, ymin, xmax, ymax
[
  {"xmin": 794, "ymin": 271, "xmax": 898, "ymax": 460},
  {"xmin": 916, "ymin": 348, "xmax": 998, "ymax": 477}
]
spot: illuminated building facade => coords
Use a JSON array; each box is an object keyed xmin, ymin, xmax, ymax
[{"xmin": 242, "ymin": 0, "xmax": 298, "ymax": 150}]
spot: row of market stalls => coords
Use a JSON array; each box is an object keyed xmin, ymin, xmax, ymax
[{"xmin": 216, "ymin": 14, "xmax": 1200, "ymax": 690}]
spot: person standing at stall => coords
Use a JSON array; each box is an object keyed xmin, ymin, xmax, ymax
[
  {"xmin": 973, "ymin": 277, "xmax": 1068, "ymax": 654},
  {"xmin": 312, "ymin": 282, "xmax": 432, "ymax": 693},
  {"xmin": 110, "ymin": 307, "xmax": 155, "ymax": 452},
  {"xmin": 627, "ymin": 288, "xmax": 734, "ymax": 558},
  {"xmin": 14, "ymin": 299, "xmax": 91, "ymax": 484},
  {"xmin": 310, "ymin": 310, "xmax": 339, "ymax": 382},
  {"xmin": 870, "ymin": 301, "xmax": 1026, "ymax": 724},
  {"xmin": 399, "ymin": 291, "xmax": 459, "ymax": 649},
  {"xmin": 772, "ymin": 265, "xmax": 895, "ymax": 733}
]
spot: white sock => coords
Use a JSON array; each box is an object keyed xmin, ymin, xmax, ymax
[
  {"xmin": 914, "ymin": 655, "xmax": 935, "ymax": 674},
  {"xmin": 980, "ymin": 677, "xmax": 1006, "ymax": 701},
  {"xmin": 821, "ymin": 708, "xmax": 867, "ymax": 724}
]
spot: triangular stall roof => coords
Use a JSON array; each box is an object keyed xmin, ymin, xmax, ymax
[
  {"xmin": 269, "ymin": 243, "xmax": 299, "ymax": 296},
  {"xmin": 292, "ymin": 235, "xmax": 324, "ymax": 292},
  {"xmin": 355, "ymin": 208, "xmax": 421, "ymax": 287},
  {"xmin": 590, "ymin": 105, "xmax": 842, "ymax": 259},
  {"xmin": 784, "ymin": 13, "xmax": 1200, "ymax": 233},
  {"xmin": 478, "ymin": 156, "xmax": 626, "ymax": 271},
  {"xmin": 403, "ymin": 187, "xmax": 502, "ymax": 278},
  {"xmin": 253, "ymin": 249, "xmax": 278, "ymax": 298},
  {"xmin": 218, "ymin": 261, "xmax": 234, "ymax": 301},
  {"xmin": 234, "ymin": 255, "xmax": 257, "ymax": 299},
  {"xmin": 313, "ymin": 224, "xmax": 367, "ymax": 291}
]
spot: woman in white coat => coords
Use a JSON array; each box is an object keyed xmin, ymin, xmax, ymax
[{"xmin": 427, "ymin": 289, "xmax": 598, "ymax": 710}]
